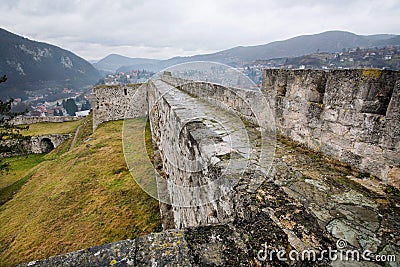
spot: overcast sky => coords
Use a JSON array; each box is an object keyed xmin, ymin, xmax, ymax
[{"xmin": 1, "ymin": 0, "xmax": 399, "ymax": 61}]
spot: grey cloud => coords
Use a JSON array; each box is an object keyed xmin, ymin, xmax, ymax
[{"xmin": 0, "ymin": 0, "xmax": 399, "ymax": 60}]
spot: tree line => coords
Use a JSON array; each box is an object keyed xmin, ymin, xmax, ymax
[{"xmin": 54, "ymin": 98, "xmax": 91, "ymax": 116}]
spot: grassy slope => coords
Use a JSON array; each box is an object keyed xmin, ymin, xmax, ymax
[
  {"xmin": 0, "ymin": 117, "xmax": 161, "ymax": 266},
  {"xmin": 0, "ymin": 154, "xmax": 45, "ymax": 190},
  {"xmin": 1, "ymin": 120, "xmax": 82, "ymax": 189},
  {"xmin": 20, "ymin": 119, "xmax": 83, "ymax": 136}
]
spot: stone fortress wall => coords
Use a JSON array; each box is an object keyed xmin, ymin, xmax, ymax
[
  {"xmin": 29, "ymin": 134, "xmax": 71, "ymax": 153},
  {"xmin": 263, "ymin": 69, "xmax": 400, "ymax": 188},
  {"xmin": 92, "ymin": 84, "xmax": 147, "ymax": 131},
  {"xmin": 0, "ymin": 134, "xmax": 71, "ymax": 158},
  {"xmin": 91, "ymin": 69, "xmax": 400, "ymax": 229},
  {"xmin": 146, "ymin": 78, "xmax": 261, "ymax": 229},
  {"xmin": 161, "ymin": 74, "xmax": 274, "ymax": 128},
  {"xmin": 91, "ymin": 69, "xmax": 400, "ymax": 194},
  {"xmin": 94, "ymin": 76, "xmax": 275, "ymax": 229},
  {"xmin": 91, "ymin": 69, "xmax": 399, "ymax": 201},
  {"xmin": 7, "ymin": 115, "xmax": 77, "ymax": 157},
  {"xmin": 146, "ymin": 79, "xmax": 233, "ymax": 229},
  {"xmin": 11, "ymin": 116, "xmax": 80, "ymax": 125},
  {"xmin": 160, "ymin": 69, "xmax": 400, "ymax": 188},
  {"xmin": 21, "ymin": 69, "xmax": 400, "ymax": 266}
]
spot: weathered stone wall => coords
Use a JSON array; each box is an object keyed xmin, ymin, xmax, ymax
[
  {"xmin": 92, "ymin": 84, "xmax": 147, "ymax": 131},
  {"xmin": 147, "ymin": 78, "xmax": 274, "ymax": 229},
  {"xmin": 161, "ymin": 75, "xmax": 275, "ymax": 133},
  {"xmin": 91, "ymin": 70, "xmax": 400, "ymax": 230},
  {"xmin": 11, "ymin": 116, "xmax": 80, "ymax": 125},
  {"xmin": 263, "ymin": 69, "xmax": 400, "ymax": 188},
  {"xmin": 18, "ymin": 70, "xmax": 400, "ymax": 266},
  {"xmin": 19, "ymin": 134, "xmax": 400, "ymax": 266},
  {"xmin": 0, "ymin": 134, "xmax": 70, "ymax": 157},
  {"xmin": 94, "ymin": 72, "xmax": 400, "ymax": 189},
  {"xmin": 147, "ymin": 80, "xmax": 241, "ymax": 229},
  {"xmin": 30, "ymin": 134, "xmax": 71, "ymax": 153}
]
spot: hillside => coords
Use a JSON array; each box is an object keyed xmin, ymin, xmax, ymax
[
  {"xmin": 208, "ymin": 31, "xmax": 397, "ymax": 63},
  {"xmin": 0, "ymin": 117, "xmax": 161, "ymax": 266},
  {"xmin": 160, "ymin": 31, "xmax": 400, "ymax": 67},
  {"xmin": 96, "ymin": 31, "xmax": 400, "ymax": 73},
  {"xmin": 18, "ymin": 119, "xmax": 83, "ymax": 136},
  {"xmin": 252, "ymin": 46, "xmax": 400, "ymax": 70},
  {"xmin": 93, "ymin": 54, "xmax": 160, "ymax": 73},
  {"xmin": 0, "ymin": 28, "xmax": 101, "ymax": 100}
]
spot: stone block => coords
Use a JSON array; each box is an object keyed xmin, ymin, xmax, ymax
[
  {"xmin": 320, "ymin": 142, "xmax": 343, "ymax": 158},
  {"xmin": 387, "ymin": 167, "xmax": 400, "ymax": 189},
  {"xmin": 353, "ymin": 142, "xmax": 382, "ymax": 158},
  {"xmin": 357, "ymin": 114, "xmax": 384, "ymax": 144},
  {"xmin": 321, "ymin": 108, "xmax": 338, "ymax": 122},
  {"xmin": 382, "ymin": 148, "xmax": 400, "ymax": 166},
  {"xmin": 337, "ymin": 109, "xmax": 363, "ymax": 127},
  {"xmin": 382, "ymin": 119, "xmax": 400, "ymax": 150},
  {"xmin": 321, "ymin": 130, "xmax": 354, "ymax": 150},
  {"xmin": 360, "ymin": 157, "xmax": 388, "ymax": 179},
  {"xmin": 340, "ymin": 150, "xmax": 362, "ymax": 168},
  {"xmin": 326, "ymin": 122, "xmax": 350, "ymax": 136}
]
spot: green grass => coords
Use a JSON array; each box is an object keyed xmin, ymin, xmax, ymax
[
  {"xmin": 145, "ymin": 119, "xmax": 154, "ymax": 164},
  {"xmin": 19, "ymin": 119, "xmax": 82, "ymax": 136},
  {"xmin": 123, "ymin": 118, "xmax": 158, "ymax": 198},
  {"xmin": 385, "ymin": 185, "xmax": 400, "ymax": 198},
  {"xmin": 94, "ymin": 84, "xmax": 120, "ymax": 89},
  {"xmin": 0, "ymin": 173, "xmax": 34, "ymax": 206},
  {"xmin": 0, "ymin": 118, "xmax": 161, "ymax": 266},
  {"xmin": 0, "ymin": 154, "xmax": 46, "ymax": 190}
]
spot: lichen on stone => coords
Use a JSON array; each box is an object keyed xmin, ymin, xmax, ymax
[{"xmin": 361, "ymin": 68, "xmax": 382, "ymax": 80}]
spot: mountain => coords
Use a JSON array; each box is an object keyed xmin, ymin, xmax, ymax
[
  {"xmin": 252, "ymin": 46, "xmax": 400, "ymax": 70},
  {"xmin": 93, "ymin": 54, "xmax": 160, "ymax": 73},
  {"xmin": 374, "ymin": 35, "xmax": 400, "ymax": 46},
  {"xmin": 160, "ymin": 31, "xmax": 400, "ymax": 67},
  {"xmin": 99, "ymin": 31, "xmax": 400, "ymax": 73},
  {"xmin": 0, "ymin": 28, "xmax": 101, "ymax": 100}
]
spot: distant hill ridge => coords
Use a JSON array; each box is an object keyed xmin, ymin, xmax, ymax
[
  {"xmin": 93, "ymin": 54, "xmax": 160, "ymax": 73},
  {"xmin": 96, "ymin": 31, "xmax": 400, "ymax": 72},
  {"xmin": 1, "ymin": 28, "xmax": 398, "ymax": 99},
  {"xmin": 0, "ymin": 28, "xmax": 100, "ymax": 100}
]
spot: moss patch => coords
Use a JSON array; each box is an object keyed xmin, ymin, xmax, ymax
[
  {"xmin": 362, "ymin": 69, "xmax": 382, "ymax": 80},
  {"xmin": 385, "ymin": 185, "xmax": 400, "ymax": 198}
]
